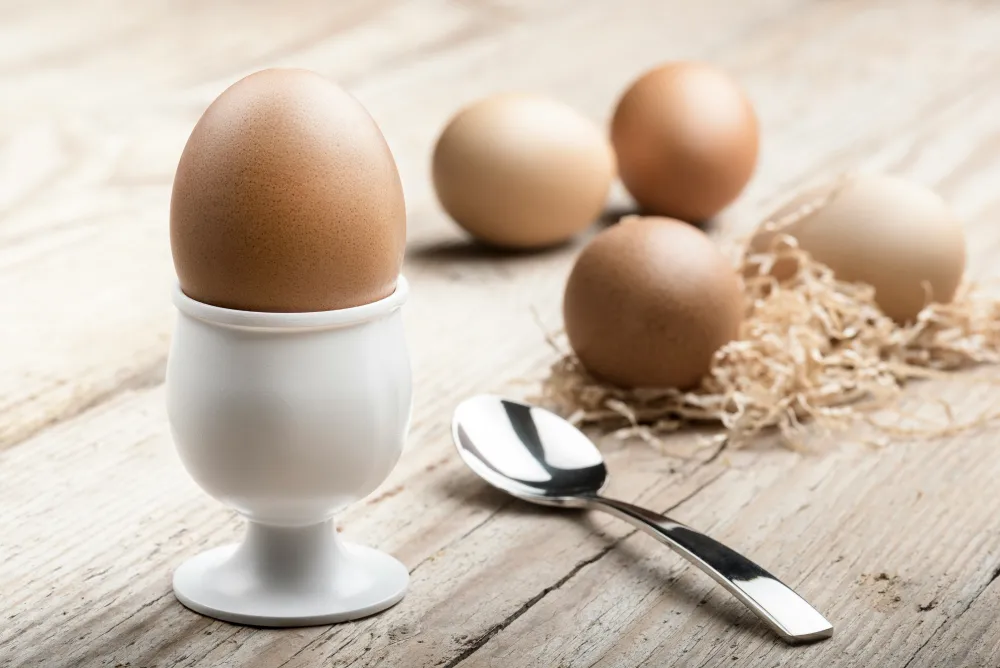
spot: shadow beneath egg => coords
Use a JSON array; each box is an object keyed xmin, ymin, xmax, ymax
[
  {"xmin": 406, "ymin": 236, "xmax": 580, "ymax": 268},
  {"xmin": 597, "ymin": 203, "xmax": 642, "ymax": 227},
  {"xmin": 406, "ymin": 205, "xmax": 721, "ymax": 269},
  {"xmin": 596, "ymin": 204, "xmax": 721, "ymax": 235},
  {"xmin": 689, "ymin": 216, "xmax": 720, "ymax": 234}
]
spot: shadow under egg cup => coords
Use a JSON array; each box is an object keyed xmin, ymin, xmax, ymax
[{"xmin": 165, "ymin": 277, "xmax": 412, "ymax": 627}]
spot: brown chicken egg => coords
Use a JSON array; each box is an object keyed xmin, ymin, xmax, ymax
[
  {"xmin": 432, "ymin": 93, "xmax": 616, "ymax": 249},
  {"xmin": 751, "ymin": 173, "xmax": 966, "ymax": 323},
  {"xmin": 563, "ymin": 216, "xmax": 744, "ymax": 389},
  {"xmin": 611, "ymin": 62, "xmax": 758, "ymax": 222},
  {"xmin": 170, "ymin": 68, "xmax": 406, "ymax": 312}
]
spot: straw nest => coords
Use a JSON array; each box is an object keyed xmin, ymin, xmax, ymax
[{"xmin": 539, "ymin": 204, "xmax": 1000, "ymax": 448}]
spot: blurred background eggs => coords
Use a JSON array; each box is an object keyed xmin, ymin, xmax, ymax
[
  {"xmin": 611, "ymin": 62, "xmax": 759, "ymax": 222},
  {"xmin": 170, "ymin": 68, "xmax": 406, "ymax": 313},
  {"xmin": 751, "ymin": 173, "xmax": 966, "ymax": 323},
  {"xmin": 432, "ymin": 93, "xmax": 615, "ymax": 249},
  {"xmin": 563, "ymin": 216, "xmax": 744, "ymax": 389}
]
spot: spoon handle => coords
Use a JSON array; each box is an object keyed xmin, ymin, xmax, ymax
[{"xmin": 587, "ymin": 495, "xmax": 833, "ymax": 644}]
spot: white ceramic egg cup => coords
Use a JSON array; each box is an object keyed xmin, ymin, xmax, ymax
[{"xmin": 166, "ymin": 277, "xmax": 412, "ymax": 627}]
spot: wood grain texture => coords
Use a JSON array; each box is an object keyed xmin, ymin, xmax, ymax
[{"xmin": 3, "ymin": 1, "xmax": 1000, "ymax": 666}]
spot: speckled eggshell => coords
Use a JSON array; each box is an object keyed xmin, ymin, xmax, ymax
[
  {"xmin": 563, "ymin": 216, "xmax": 744, "ymax": 389},
  {"xmin": 170, "ymin": 68, "xmax": 406, "ymax": 312}
]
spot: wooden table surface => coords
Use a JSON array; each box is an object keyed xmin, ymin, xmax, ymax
[{"xmin": 4, "ymin": 1, "xmax": 1000, "ymax": 666}]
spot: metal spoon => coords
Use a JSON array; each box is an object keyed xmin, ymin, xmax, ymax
[{"xmin": 452, "ymin": 395, "xmax": 833, "ymax": 644}]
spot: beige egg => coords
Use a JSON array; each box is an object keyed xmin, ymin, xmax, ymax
[
  {"xmin": 563, "ymin": 216, "xmax": 744, "ymax": 389},
  {"xmin": 432, "ymin": 93, "xmax": 616, "ymax": 249},
  {"xmin": 171, "ymin": 68, "xmax": 406, "ymax": 313},
  {"xmin": 611, "ymin": 62, "xmax": 758, "ymax": 222},
  {"xmin": 751, "ymin": 174, "xmax": 966, "ymax": 323}
]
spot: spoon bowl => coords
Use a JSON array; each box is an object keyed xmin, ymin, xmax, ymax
[{"xmin": 453, "ymin": 395, "xmax": 608, "ymax": 507}]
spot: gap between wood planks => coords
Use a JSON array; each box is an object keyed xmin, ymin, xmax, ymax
[
  {"xmin": 259, "ymin": 465, "xmax": 728, "ymax": 668},
  {"xmin": 438, "ymin": 469, "xmax": 729, "ymax": 668},
  {"xmin": 900, "ymin": 568, "xmax": 1000, "ymax": 668}
]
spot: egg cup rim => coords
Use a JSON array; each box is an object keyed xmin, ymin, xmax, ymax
[{"xmin": 172, "ymin": 275, "xmax": 409, "ymax": 330}]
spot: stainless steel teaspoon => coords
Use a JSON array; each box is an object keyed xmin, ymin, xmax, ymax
[{"xmin": 451, "ymin": 395, "xmax": 833, "ymax": 644}]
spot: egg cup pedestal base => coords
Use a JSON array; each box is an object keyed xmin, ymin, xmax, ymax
[{"xmin": 172, "ymin": 520, "xmax": 408, "ymax": 627}]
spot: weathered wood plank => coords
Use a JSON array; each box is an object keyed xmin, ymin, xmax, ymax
[{"xmin": 4, "ymin": 1, "xmax": 1000, "ymax": 667}]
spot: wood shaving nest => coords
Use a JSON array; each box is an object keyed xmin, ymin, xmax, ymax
[{"xmin": 538, "ymin": 232, "xmax": 1000, "ymax": 449}]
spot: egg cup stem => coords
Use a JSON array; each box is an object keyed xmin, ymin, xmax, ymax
[{"xmin": 172, "ymin": 519, "xmax": 408, "ymax": 626}]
